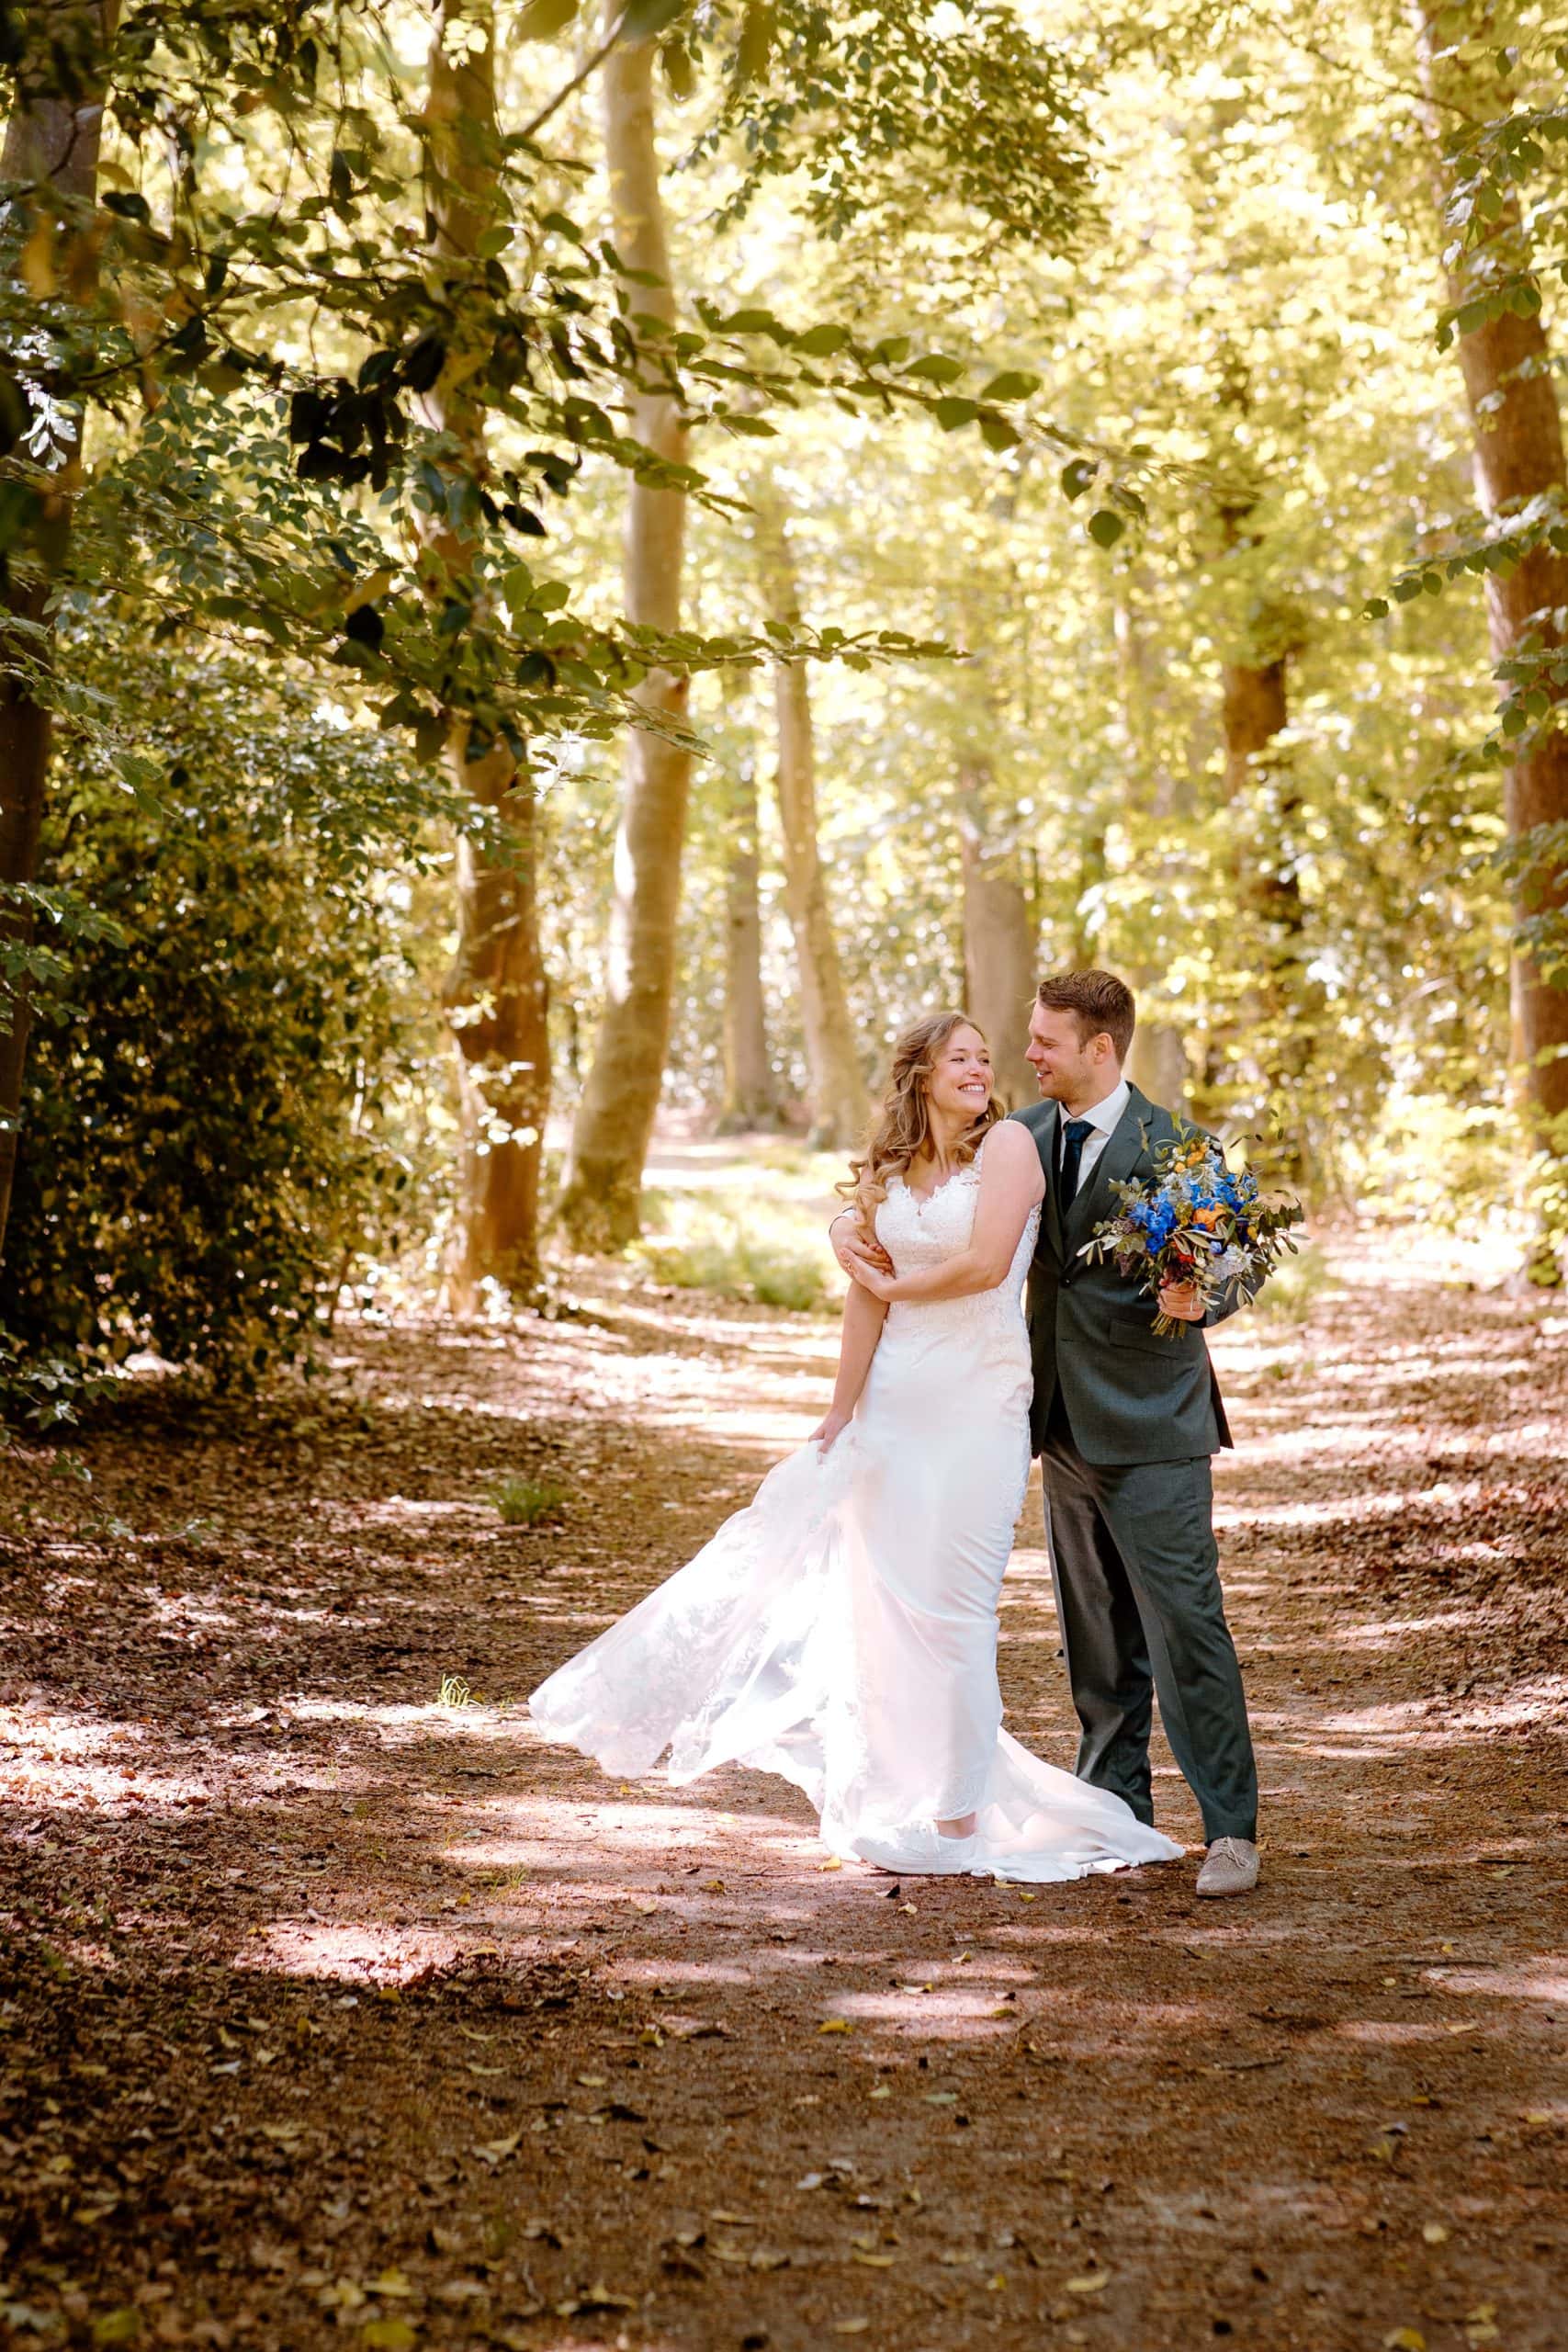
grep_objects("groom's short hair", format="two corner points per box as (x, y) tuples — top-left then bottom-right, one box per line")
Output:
(1035, 970), (1136, 1061)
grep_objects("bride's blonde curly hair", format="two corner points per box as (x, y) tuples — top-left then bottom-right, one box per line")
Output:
(837, 1009), (1002, 1237)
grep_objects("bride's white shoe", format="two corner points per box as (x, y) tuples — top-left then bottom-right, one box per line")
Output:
(852, 1827), (981, 1877)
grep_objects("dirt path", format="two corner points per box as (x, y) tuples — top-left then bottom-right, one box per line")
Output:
(3, 1238), (1567, 2352)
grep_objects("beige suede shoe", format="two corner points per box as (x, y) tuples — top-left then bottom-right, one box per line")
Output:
(1196, 1837), (1259, 1899)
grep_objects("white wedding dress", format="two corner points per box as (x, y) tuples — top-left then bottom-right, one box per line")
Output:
(528, 1145), (1181, 1880)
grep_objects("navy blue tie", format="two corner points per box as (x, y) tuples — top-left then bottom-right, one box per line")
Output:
(1058, 1117), (1094, 1211)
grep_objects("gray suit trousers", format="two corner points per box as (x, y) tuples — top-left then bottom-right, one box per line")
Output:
(1039, 1393), (1258, 1844)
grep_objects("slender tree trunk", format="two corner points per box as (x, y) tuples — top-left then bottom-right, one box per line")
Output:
(1111, 578), (1190, 1112)
(752, 485), (866, 1147)
(717, 754), (778, 1131)
(557, 24), (692, 1248)
(1409, 4), (1568, 1227)
(423, 3), (549, 1300)
(1219, 646), (1319, 1177)
(956, 762), (1037, 1108)
(1125, 1005), (1190, 1110)
(0, 3), (117, 1265)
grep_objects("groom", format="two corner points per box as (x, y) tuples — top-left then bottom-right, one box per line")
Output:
(835, 969), (1260, 1899)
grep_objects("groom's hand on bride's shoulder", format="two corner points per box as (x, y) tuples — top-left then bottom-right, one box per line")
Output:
(1156, 1277), (1205, 1323)
(829, 1212), (893, 1281)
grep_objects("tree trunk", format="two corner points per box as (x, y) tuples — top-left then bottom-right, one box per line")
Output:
(1219, 647), (1317, 1176)
(556, 24), (693, 1249)
(1409, 5), (1568, 1200)
(0, 3), (117, 1267)
(443, 741), (551, 1301)
(423, 3), (549, 1300)
(717, 755), (778, 1132)
(1125, 1016), (1190, 1111)
(752, 485), (866, 1148)
(1111, 576), (1190, 1113)
(956, 762), (1037, 1108)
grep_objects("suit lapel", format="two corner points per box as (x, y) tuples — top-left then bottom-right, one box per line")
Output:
(1064, 1084), (1152, 1251)
(1034, 1102), (1064, 1260)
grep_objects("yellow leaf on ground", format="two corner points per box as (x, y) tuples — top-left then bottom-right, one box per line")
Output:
(367, 2271), (413, 2298)
(633, 1899), (659, 1915)
(90, 2313), (142, 2348)
(1066, 2271), (1111, 2294)
(702, 1879), (726, 1893)
(818, 1857), (843, 1871)
(1382, 2331), (1426, 2351)
(361, 2324), (417, 2352)
(869, 2084), (892, 2099)
(818, 2018), (852, 2034)
(1421, 2222), (1450, 2245)
(851, 2252), (895, 2267)
(831, 2321), (869, 2336)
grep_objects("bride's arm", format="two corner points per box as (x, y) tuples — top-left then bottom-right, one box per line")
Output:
(856, 1122), (1043, 1305)
(808, 1280), (888, 1453)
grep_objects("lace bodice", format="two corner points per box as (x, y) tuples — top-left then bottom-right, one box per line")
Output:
(875, 1147), (1037, 1316)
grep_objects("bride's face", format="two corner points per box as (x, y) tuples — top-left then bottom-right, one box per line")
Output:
(924, 1024), (993, 1125)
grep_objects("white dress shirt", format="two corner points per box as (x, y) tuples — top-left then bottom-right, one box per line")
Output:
(1058, 1075), (1129, 1193)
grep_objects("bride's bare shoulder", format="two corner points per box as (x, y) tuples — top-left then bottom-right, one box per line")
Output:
(978, 1119), (1043, 1181)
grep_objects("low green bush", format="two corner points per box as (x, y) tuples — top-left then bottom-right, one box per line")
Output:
(492, 1474), (567, 1526)
(1251, 1239), (1331, 1323)
(632, 1206), (829, 1312)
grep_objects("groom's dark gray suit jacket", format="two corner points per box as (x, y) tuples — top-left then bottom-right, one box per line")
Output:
(1010, 1087), (1238, 1466)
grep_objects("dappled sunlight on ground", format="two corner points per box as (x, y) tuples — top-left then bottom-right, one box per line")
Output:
(2, 1221), (1567, 2345)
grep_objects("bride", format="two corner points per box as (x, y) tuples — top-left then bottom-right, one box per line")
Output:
(529, 1011), (1179, 1881)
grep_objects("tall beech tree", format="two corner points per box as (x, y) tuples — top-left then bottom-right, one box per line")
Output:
(717, 752), (779, 1131)
(1407, 4), (1568, 1226)
(753, 482), (867, 1148)
(956, 761), (1037, 1108)
(420, 1), (549, 1299)
(557, 20), (695, 1250)
(0, 0), (118, 1255)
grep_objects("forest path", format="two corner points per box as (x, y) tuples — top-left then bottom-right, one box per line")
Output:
(3, 1237), (1567, 2351)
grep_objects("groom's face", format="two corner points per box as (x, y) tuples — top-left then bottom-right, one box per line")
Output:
(1025, 1004), (1114, 1100)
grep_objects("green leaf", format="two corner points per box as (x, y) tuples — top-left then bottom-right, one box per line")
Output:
(516, 0), (580, 36)
(904, 354), (965, 385)
(794, 322), (851, 357)
(620, 0), (690, 40)
(736, 0), (775, 83)
(1060, 458), (1098, 501)
(716, 307), (785, 338)
(1087, 508), (1125, 548)
(932, 397), (981, 431)
(978, 412), (1021, 452)
(979, 370), (1042, 401)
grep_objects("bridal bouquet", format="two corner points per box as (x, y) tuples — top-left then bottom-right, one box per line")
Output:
(1080, 1126), (1305, 1337)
